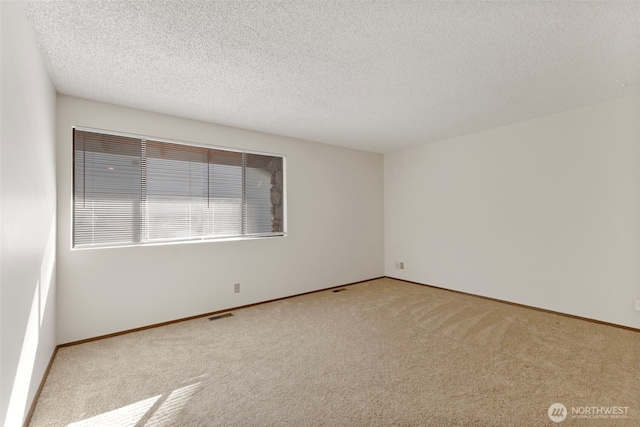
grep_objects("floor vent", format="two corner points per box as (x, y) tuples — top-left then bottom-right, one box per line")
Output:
(209, 313), (234, 321)
(332, 288), (347, 293)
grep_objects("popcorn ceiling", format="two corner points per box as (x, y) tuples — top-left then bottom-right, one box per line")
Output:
(22, 1), (640, 153)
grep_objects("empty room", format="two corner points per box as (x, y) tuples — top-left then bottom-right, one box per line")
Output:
(1, 1), (639, 426)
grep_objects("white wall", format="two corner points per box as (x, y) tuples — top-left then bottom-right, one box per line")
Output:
(57, 96), (384, 344)
(0, 2), (58, 426)
(385, 95), (640, 329)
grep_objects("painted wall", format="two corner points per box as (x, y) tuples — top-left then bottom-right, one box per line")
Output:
(56, 96), (384, 344)
(385, 95), (640, 329)
(0, 2), (58, 426)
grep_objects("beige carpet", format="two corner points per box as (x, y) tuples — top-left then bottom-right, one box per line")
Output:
(29, 278), (640, 426)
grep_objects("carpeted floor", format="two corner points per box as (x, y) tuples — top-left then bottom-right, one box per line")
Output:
(29, 278), (640, 426)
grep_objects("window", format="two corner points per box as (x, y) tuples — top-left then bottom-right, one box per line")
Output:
(73, 128), (285, 249)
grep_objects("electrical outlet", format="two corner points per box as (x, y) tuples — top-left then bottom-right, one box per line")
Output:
(395, 262), (404, 270)
(234, 283), (240, 293)
(635, 298), (640, 312)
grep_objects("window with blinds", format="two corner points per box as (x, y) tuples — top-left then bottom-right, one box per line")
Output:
(73, 128), (285, 249)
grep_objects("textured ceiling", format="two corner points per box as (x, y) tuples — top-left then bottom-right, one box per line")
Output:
(23, 1), (640, 153)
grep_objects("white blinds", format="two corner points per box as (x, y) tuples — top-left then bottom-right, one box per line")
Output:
(205, 149), (243, 237)
(73, 129), (285, 249)
(145, 140), (206, 242)
(74, 132), (143, 247)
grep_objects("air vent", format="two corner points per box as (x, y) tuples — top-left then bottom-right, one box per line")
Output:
(208, 313), (234, 321)
(332, 288), (347, 293)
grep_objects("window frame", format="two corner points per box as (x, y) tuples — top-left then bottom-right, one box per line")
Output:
(71, 126), (287, 250)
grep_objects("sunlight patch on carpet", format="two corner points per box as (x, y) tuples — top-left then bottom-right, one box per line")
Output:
(145, 383), (200, 426)
(68, 395), (161, 427)
(67, 383), (200, 427)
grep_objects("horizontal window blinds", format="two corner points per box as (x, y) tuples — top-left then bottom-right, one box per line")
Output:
(73, 128), (285, 249)
(206, 149), (243, 237)
(74, 131), (143, 247)
(145, 140), (207, 242)
(246, 153), (283, 235)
